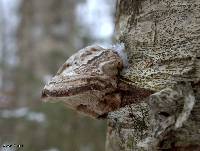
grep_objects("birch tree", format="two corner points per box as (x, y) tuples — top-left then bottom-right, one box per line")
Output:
(106, 0), (200, 150)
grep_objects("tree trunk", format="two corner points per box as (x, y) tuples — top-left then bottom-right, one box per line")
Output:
(106, 0), (200, 150)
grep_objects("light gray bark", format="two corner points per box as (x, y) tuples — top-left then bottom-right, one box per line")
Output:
(106, 0), (200, 150)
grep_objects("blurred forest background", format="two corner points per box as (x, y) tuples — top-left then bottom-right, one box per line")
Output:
(0, 0), (116, 150)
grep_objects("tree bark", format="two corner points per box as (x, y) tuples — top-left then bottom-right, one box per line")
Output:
(106, 0), (200, 150)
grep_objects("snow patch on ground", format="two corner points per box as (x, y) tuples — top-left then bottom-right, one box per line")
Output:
(0, 107), (46, 123)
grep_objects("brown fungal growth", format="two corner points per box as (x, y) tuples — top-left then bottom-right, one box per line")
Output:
(41, 45), (123, 118)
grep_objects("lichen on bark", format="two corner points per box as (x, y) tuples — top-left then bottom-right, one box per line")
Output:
(106, 102), (150, 151)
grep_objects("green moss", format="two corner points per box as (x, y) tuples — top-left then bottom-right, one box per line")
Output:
(126, 136), (134, 149)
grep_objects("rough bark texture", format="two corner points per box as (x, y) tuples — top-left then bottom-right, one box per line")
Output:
(106, 0), (200, 150)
